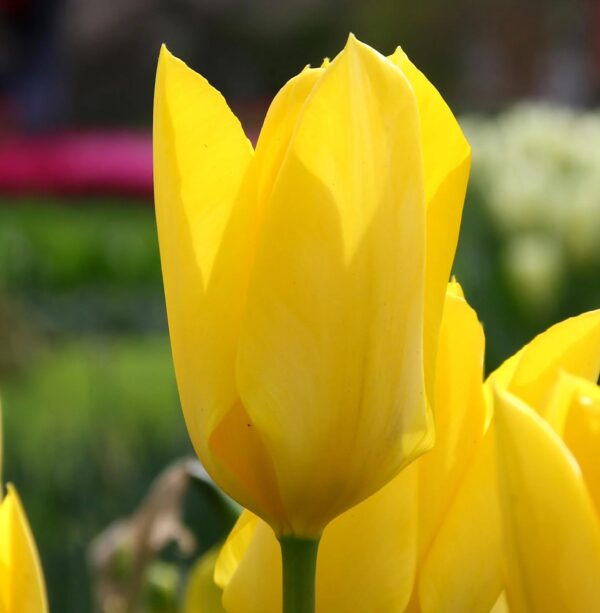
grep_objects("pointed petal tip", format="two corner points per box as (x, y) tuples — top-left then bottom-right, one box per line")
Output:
(158, 43), (174, 65)
(343, 32), (369, 55)
(390, 46), (408, 63)
(156, 45), (197, 79)
(156, 44), (179, 86)
(447, 278), (465, 298)
(339, 32), (401, 72)
(3, 483), (26, 514)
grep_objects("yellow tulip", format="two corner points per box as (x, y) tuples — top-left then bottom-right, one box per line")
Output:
(153, 35), (470, 537)
(491, 312), (600, 613)
(194, 284), (496, 612)
(198, 295), (600, 612)
(0, 485), (48, 613)
(0, 402), (47, 613)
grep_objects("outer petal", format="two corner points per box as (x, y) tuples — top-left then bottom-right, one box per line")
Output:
(183, 546), (227, 613)
(219, 466), (418, 613)
(487, 310), (600, 414)
(237, 34), (428, 536)
(418, 431), (503, 613)
(155, 46), (333, 530)
(214, 511), (260, 591)
(389, 48), (471, 405)
(413, 285), (501, 613)
(207, 64), (330, 533)
(494, 387), (600, 613)
(220, 515), (280, 613)
(154, 47), (274, 515)
(416, 284), (486, 563)
(0, 485), (47, 613)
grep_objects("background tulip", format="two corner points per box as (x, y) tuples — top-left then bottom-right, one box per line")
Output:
(0, 403), (47, 613)
(491, 311), (600, 613)
(153, 35), (470, 538)
(0, 486), (48, 613)
(432, 309), (600, 613)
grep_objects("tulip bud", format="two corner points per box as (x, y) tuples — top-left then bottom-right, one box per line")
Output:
(153, 35), (470, 537)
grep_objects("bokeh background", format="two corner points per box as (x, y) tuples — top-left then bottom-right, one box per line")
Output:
(1, 1), (600, 611)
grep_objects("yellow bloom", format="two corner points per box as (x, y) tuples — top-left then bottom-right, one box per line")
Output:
(195, 284), (493, 612)
(0, 400), (47, 613)
(492, 313), (600, 612)
(199, 293), (600, 612)
(0, 485), (47, 613)
(153, 35), (470, 537)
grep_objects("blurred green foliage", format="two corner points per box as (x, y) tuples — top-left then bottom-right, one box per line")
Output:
(0, 202), (166, 367)
(1, 334), (188, 610)
(1, 104), (600, 611)
(0, 201), (160, 291)
(0, 201), (240, 611)
(456, 106), (600, 368)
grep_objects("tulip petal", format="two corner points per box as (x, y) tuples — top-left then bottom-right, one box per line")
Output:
(220, 465), (419, 613)
(221, 514), (281, 613)
(389, 48), (471, 404)
(418, 431), (503, 613)
(154, 47), (290, 523)
(183, 546), (226, 613)
(0, 485), (47, 613)
(417, 284), (486, 561)
(251, 66), (324, 204)
(316, 464), (418, 612)
(208, 65), (331, 532)
(545, 373), (600, 516)
(562, 381), (600, 516)
(494, 387), (600, 613)
(487, 310), (600, 414)
(237, 34), (428, 536)
(214, 510), (259, 590)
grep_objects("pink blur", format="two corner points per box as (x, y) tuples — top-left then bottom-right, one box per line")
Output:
(0, 132), (153, 198)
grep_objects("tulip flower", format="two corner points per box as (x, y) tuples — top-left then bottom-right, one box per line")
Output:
(0, 487), (48, 613)
(183, 284), (493, 612)
(0, 404), (48, 613)
(189, 291), (600, 613)
(153, 31), (470, 546)
(492, 312), (600, 612)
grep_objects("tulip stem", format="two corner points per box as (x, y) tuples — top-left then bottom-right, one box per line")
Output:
(279, 535), (320, 613)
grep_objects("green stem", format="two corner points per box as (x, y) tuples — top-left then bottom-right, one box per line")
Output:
(279, 535), (320, 613)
